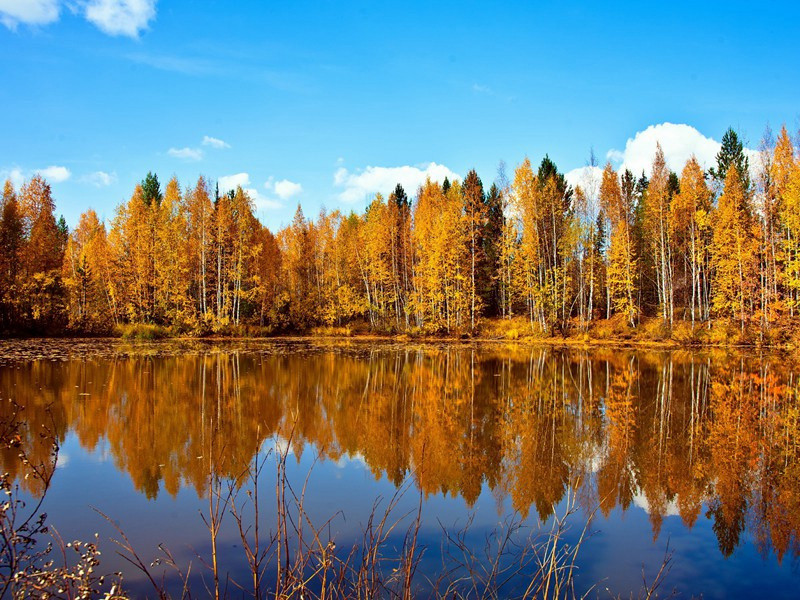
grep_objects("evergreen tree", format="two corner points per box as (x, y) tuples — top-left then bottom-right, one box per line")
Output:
(141, 171), (163, 207)
(390, 183), (409, 209)
(482, 183), (504, 316)
(710, 128), (750, 192)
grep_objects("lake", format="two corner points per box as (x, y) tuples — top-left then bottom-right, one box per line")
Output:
(1, 339), (799, 598)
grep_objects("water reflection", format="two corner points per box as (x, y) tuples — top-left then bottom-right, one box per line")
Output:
(2, 344), (800, 562)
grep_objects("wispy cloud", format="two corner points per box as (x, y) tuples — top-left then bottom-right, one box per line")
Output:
(126, 52), (222, 76)
(0, 167), (25, 188)
(168, 147), (203, 161)
(202, 135), (230, 149)
(81, 170), (117, 187)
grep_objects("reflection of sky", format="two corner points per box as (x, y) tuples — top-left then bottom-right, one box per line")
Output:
(34, 431), (800, 599)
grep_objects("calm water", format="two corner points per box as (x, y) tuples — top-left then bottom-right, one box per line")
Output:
(1, 339), (799, 598)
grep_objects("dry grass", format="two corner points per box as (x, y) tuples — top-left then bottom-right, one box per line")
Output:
(480, 317), (545, 341)
(2, 412), (675, 599)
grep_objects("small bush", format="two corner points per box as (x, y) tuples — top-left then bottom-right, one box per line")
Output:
(480, 317), (539, 340)
(590, 314), (632, 340)
(638, 317), (670, 342)
(113, 323), (169, 340)
(310, 325), (353, 337)
(671, 321), (702, 345)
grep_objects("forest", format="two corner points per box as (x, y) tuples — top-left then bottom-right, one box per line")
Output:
(2, 125), (800, 344)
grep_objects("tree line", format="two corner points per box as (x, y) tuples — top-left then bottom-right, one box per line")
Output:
(1, 125), (799, 338)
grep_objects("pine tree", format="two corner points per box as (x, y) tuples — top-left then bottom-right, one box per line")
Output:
(141, 171), (163, 207)
(710, 128), (750, 192)
(462, 169), (485, 331)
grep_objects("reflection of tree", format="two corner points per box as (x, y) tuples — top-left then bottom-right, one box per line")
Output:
(2, 344), (800, 561)
(705, 358), (757, 556)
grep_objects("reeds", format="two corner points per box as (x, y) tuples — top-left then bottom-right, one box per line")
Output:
(1, 411), (674, 599)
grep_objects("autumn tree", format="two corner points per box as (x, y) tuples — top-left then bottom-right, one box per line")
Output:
(63, 209), (114, 331)
(600, 164), (638, 325)
(783, 154), (800, 315)
(0, 181), (24, 329)
(513, 157), (574, 333)
(711, 165), (758, 330)
(186, 176), (214, 320)
(19, 175), (66, 331)
(670, 157), (713, 324)
(643, 144), (674, 324)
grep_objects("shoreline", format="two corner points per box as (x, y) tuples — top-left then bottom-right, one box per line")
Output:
(0, 328), (796, 354)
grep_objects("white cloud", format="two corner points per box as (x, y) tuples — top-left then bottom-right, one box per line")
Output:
(202, 135), (230, 149)
(84, 0), (156, 38)
(38, 165), (71, 183)
(2, 164), (71, 186)
(217, 172), (251, 194)
(603, 122), (763, 182)
(267, 178), (302, 200)
(607, 122), (722, 176)
(217, 173), (282, 211)
(0, 0), (60, 29)
(246, 188), (282, 211)
(81, 170), (117, 187)
(0, 0), (157, 37)
(334, 162), (460, 204)
(0, 168), (25, 188)
(564, 165), (603, 196)
(168, 146), (203, 161)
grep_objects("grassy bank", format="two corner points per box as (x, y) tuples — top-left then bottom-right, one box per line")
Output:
(101, 315), (800, 351)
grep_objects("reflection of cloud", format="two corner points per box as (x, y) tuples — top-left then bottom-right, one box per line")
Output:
(632, 489), (681, 517)
(335, 452), (366, 469)
(262, 435), (294, 457)
(56, 452), (69, 469)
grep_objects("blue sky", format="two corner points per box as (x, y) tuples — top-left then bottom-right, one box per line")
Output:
(1, 0), (798, 230)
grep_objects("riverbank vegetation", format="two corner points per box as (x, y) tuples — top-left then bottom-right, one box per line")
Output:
(2, 126), (800, 347)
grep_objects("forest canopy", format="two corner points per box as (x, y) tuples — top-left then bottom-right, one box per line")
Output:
(2, 125), (800, 341)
